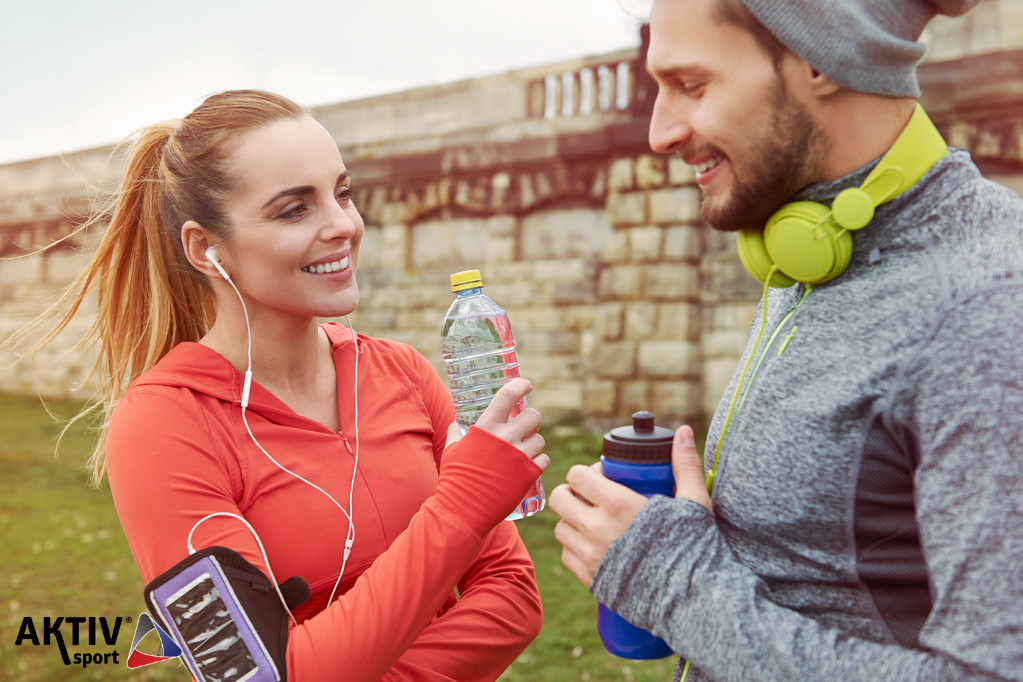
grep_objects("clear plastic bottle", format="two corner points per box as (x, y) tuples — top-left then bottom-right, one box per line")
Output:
(441, 269), (545, 520)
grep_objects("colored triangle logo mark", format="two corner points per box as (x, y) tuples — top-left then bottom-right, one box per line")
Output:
(126, 613), (183, 669)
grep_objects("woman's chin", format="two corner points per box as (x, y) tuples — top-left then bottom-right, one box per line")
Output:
(320, 293), (360, 319)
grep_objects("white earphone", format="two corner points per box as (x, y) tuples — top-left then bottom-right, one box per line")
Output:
(205, 246), (231, 281)
(191, 243), (361, 623)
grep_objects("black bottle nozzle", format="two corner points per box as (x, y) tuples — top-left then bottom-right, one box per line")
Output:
(603, 411), (674, 463)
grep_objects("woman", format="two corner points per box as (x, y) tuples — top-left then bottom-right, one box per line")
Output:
(16, 90), (549, 680)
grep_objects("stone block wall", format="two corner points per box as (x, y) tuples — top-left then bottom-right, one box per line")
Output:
(340, 148), (759, 433)
(2, 14), (1022, 435)
(0, 246), (98, 396)
(0, 155), (756, 435)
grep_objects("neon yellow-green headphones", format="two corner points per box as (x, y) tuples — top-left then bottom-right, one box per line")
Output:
(736, 104), (948, 288)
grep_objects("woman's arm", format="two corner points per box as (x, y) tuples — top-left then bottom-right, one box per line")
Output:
(378, 348), (543, 681)
(107, 381), (545, 682)
(383, 522), (542, 682)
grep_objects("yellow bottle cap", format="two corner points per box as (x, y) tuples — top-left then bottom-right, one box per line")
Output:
(450, 269), (484, 292)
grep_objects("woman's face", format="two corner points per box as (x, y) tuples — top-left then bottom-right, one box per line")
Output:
(214, 115), (364, 324)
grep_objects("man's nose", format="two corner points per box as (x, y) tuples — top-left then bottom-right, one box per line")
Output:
(648, 91), (692, 154)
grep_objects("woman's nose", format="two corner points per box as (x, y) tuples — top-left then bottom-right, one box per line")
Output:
(322, 201), (359, 241)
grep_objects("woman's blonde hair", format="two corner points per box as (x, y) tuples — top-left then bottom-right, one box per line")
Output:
(6, 89), (307, 486)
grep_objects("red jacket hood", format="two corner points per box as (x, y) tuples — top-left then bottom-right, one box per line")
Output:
(126, 322), (357, 429)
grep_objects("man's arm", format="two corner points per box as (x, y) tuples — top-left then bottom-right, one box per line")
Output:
(551, 289), (1023, 681)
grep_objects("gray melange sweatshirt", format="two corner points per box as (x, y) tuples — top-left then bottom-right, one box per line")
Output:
(592, 147), (1023, 681)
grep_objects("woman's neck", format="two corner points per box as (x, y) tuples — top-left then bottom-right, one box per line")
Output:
(200, 308), (328, 401)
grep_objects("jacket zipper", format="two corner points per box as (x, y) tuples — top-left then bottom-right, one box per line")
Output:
(732, 285), (813, 416)
(708, 284), (813, 494)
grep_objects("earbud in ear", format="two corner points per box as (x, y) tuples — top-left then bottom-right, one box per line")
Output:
(205, 246), (232, 281)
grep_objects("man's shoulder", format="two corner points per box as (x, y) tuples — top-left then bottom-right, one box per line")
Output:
(924, 148), (1023, 217)
(874, 148), (1023, 301)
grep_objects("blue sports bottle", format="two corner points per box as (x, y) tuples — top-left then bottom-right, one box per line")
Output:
(597, 410), (675, 660)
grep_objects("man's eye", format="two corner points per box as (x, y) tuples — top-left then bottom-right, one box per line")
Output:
(680, 81), (705, 96)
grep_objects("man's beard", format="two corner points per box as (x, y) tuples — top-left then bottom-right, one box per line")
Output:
(699, 79), (828, 232)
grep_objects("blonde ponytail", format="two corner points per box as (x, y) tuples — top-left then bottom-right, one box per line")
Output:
(93, 124), (217, 392)
(4, 89), (307, 486)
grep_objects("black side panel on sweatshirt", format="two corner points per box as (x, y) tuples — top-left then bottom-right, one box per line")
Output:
(855, 416), (931, 647)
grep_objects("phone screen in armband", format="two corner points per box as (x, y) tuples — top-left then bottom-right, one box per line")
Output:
(150, 555), (280, 682)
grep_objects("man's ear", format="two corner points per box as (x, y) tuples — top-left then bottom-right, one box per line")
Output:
(805, 64), (840, 97)
(777, 52), (834, 108)
(779, 51), (840, 103)
(181, 220), (223, 279)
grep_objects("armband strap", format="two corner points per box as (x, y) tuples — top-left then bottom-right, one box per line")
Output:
(144, 546), (309, 682)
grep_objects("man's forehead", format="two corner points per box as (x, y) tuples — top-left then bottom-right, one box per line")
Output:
(646, 1), (753, 73)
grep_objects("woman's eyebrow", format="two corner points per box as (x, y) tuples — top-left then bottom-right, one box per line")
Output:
(261, 171), (351, 209)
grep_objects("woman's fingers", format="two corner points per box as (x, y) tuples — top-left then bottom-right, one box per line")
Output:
(460, 377), (548, 468)
(474, 378), (534, 429)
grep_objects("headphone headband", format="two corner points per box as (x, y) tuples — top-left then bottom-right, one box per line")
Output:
(737, 104), (947, 287)
(862, 104), (947, 203)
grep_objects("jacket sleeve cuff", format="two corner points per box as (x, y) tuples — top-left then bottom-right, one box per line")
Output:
(434, 426), (543, 538)
(590, 495), (716, 634)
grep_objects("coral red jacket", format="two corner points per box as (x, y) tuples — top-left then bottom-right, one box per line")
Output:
(106, 323), (543, 681)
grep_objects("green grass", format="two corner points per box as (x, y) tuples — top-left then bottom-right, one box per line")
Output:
(502, 425), (678, 682)
(0, 394), (183, 681)
(0, 394), (677, 681)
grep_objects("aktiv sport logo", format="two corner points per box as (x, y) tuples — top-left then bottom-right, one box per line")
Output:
(126, 613), (183, 668)
(13, 612), (182, 671)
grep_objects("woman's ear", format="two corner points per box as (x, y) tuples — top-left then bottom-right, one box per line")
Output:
(181, 221), (225, 279)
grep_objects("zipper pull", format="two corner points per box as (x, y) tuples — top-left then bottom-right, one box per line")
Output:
(777, 325), (798, 357)
(339, 432), (353, 454)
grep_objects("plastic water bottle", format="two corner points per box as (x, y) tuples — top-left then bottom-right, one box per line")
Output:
(597, 411), (675, 659)
(441, 269), (545, 520)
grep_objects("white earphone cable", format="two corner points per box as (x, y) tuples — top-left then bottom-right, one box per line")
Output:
(188, 511), (299, 626)
(327, 314), (360, 607)
(192, 250), (360, 622)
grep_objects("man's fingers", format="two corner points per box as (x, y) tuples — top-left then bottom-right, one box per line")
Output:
(554, 519), (599, 585)
(560, 543), (596, 586)
(673, 425), (713, 512)
(562, 463), (618, 510)
(551, 473), (649, 586)
(549, 481), (596, 527)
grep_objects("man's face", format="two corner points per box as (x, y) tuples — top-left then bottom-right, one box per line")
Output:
(646, 0), (827, 231)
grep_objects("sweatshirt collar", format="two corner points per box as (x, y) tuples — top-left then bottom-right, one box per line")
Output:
(129, 323), (356, 430)
(790, 154), (884, 206)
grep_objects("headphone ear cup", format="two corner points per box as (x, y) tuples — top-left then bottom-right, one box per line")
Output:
(764, 201), (853, 285)
(737, 228), (797, 288)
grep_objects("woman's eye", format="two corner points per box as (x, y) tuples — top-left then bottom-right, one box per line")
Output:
(279, 203), (308, 220)
(337, 187), (352, 204)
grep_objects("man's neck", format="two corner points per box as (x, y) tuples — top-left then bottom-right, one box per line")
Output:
(816, 94), (918, 183)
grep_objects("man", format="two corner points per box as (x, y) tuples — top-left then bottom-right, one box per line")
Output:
(550, 0), (1023, 680)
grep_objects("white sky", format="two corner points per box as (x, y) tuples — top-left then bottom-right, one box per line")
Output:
(0, 0), (642, 165)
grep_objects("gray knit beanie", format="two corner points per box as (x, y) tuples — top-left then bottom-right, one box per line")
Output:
(740, 0), (980, 97)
